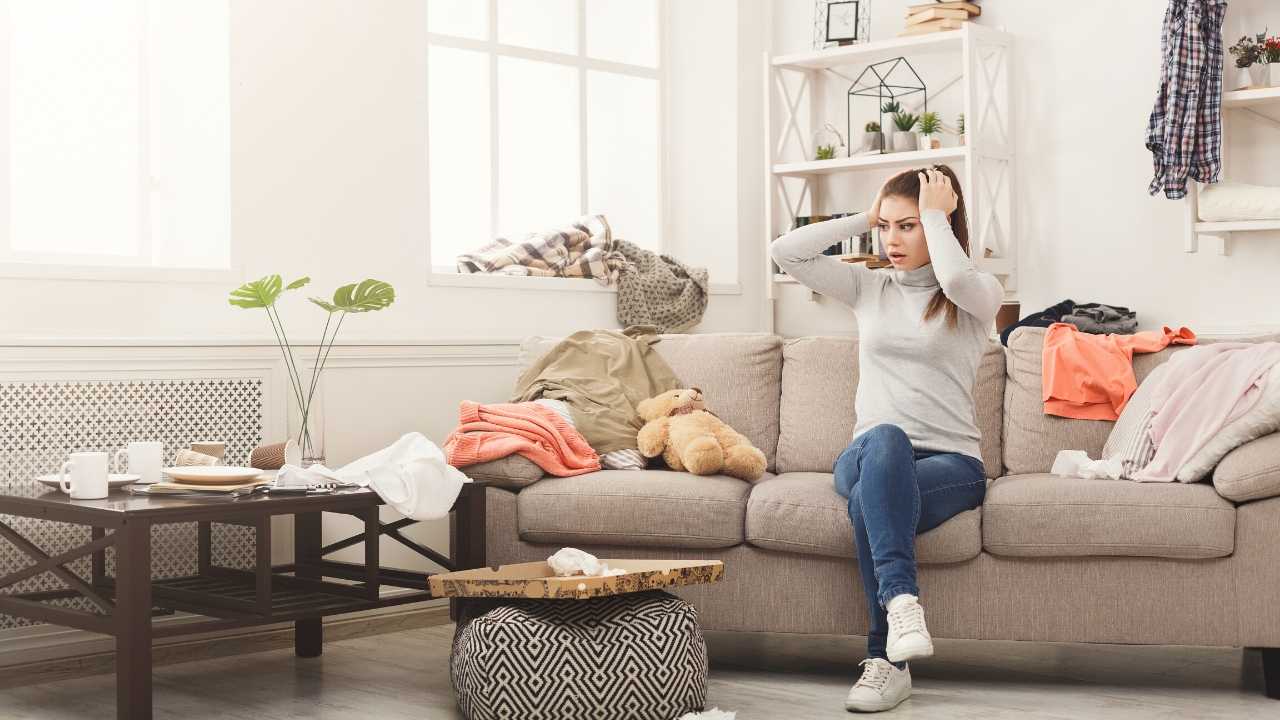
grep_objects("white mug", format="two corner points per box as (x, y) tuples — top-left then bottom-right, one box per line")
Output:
(59, 451), (109, 500)
(115, 441), (164, 484)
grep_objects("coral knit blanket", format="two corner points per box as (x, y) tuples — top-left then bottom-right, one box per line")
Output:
(443, 400), (601, 477)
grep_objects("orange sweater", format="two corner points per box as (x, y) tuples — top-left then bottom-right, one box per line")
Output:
(443, 400), (601, 476)
(1042, 322), (1197, 421)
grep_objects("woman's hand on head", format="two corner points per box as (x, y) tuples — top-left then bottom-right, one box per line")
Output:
(868, 185), (886, 227)
(918, 167), (957, 217)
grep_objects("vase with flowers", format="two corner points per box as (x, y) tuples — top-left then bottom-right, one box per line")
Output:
(229, 276), (396, 466)
(1230, 33), (1266, 89)
(1266, 34), (1280, 87)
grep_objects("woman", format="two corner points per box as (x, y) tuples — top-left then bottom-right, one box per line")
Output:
(769, 165), (1002, 713)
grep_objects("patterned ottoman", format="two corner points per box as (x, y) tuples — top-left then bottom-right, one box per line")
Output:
(451, 590), (708, 720)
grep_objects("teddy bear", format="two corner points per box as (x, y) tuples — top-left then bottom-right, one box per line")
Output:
(636, 387), (767, 482)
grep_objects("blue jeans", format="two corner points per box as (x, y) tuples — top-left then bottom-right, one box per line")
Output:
(833, 423), (986, 668)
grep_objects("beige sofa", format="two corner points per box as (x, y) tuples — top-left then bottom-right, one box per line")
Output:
(478, 328), (1280, 699)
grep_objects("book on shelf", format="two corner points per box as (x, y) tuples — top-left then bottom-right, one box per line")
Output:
(906, 7), (971, 25)
(907, 1), (981, 14)
(898, 17), (967, 36)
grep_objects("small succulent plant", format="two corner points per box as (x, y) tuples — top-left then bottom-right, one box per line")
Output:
(892, 111), (919, 132)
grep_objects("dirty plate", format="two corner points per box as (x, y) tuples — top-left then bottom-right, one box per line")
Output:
(161, 466), (266, 484)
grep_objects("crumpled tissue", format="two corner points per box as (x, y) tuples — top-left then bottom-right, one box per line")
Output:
(547, 547), (626, 577)
(1050, 449), (1125, 480)
(275, 432), (470, 520)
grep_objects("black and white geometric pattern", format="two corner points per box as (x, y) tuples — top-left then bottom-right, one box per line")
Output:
(451, 590), (708, 720)
(0, 378), (264, 629)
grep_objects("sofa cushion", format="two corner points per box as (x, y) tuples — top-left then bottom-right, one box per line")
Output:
(521, 332), (782, 473)
(1213, 431), (1280, 502)
(460, 454), (545, 489)
(1003, 326), (1280, 475)
(744, 472), (982, 564)
(516, 469), (756, 549)
(982, 473), (1235, 559)
(775, 336), (1005, 478)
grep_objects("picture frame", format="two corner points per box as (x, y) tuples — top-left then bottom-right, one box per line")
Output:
(825, 1), (860, 45)
(813, 0), (870, 50)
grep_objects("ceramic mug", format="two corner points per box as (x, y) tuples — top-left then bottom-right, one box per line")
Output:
(59, 451), (109, 500)
(115, 441), (164, 484)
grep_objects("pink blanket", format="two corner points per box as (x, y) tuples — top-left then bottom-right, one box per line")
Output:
(1130, 342), (1280, 482)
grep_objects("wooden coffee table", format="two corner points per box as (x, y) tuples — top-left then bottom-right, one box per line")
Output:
(0, 480), (487, 719)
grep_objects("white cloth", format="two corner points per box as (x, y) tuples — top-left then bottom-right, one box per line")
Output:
(1050, 449), (1125, 481)
(275, 432), (470, 520)
(546, 547), (625, 577)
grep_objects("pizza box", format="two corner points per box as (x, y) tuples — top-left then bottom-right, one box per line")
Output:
(429, 558), (724, 600)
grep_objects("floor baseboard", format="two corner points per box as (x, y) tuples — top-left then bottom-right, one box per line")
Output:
(0, 601), (452, 690)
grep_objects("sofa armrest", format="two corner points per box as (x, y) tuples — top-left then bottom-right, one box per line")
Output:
(1212, 432), (1280, 503)
(459, 455), (546, 490)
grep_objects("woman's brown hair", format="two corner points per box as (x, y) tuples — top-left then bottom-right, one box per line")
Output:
(878, 163), (970, 329)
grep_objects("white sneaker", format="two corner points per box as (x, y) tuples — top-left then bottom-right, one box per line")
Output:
(885, 593), (934, 663)
(845, 658), (911, 712)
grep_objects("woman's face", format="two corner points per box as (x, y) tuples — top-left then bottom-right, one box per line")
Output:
(876, 194), (931, 271)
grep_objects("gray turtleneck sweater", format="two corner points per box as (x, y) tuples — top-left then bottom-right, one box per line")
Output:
(769, 209), (1003, 462)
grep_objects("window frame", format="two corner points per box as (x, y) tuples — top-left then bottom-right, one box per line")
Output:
(0, 0), (236, 283)
(425, 0), (672, 290)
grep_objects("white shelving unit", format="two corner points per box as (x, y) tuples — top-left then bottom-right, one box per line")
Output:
(764, 24), (1015, 301)
(1184, 86), (1280, 254)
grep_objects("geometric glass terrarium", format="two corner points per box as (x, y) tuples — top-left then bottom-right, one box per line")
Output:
(847, 56), (927, 156)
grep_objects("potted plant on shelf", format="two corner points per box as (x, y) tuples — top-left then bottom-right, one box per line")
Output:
(891, 111), (919, 152)
(957, 112), (966, 145)
(919, 111), (942, 150)
(880, 100), (902, 150)
(1229, 34), (1264, 89)
(862, 121), (884, 153)
(813, 122), (845, 160)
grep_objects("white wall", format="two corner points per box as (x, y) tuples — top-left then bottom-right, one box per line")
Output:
(770, 0), (1280, 339)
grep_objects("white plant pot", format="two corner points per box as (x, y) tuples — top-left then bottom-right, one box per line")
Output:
(1233, 66), (1254, 90)
(893, 131), (918, 152)
(1248, 63), (1269, 88)
(1271, 62), (1280, 87)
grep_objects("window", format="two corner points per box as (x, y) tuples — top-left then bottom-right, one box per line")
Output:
(427, 0), (663, 272)
(0, 0), (231, 271)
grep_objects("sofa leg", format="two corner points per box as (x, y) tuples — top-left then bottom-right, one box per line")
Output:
(1265, 648), (1280, 700)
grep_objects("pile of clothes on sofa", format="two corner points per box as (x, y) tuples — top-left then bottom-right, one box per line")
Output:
(1026, 308), (1280, 485)
(441, 325), (684, 487)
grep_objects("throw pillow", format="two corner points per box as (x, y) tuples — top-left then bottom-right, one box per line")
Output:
(1178, 360), (1280, 482)
(461, 454), (545, 489)
(1102, 362), (1167, 479)
(1213, 431), (1280, 502)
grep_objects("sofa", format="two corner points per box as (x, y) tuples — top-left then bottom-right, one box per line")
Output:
(475, 328), (1280, 699)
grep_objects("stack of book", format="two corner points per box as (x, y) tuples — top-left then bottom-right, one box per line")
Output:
(899, 1), (981, 36)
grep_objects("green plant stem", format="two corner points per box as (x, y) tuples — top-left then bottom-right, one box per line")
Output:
(298, 312), (341, 450)
(307, 312), (347, 415)
(264, 306), (306, 413)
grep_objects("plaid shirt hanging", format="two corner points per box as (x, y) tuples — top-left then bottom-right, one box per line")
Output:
(1145, 0), (1227, 200)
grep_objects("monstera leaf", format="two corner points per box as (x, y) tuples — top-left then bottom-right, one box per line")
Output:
(309, 279), (395, 313)
(228, 275), (310, 309)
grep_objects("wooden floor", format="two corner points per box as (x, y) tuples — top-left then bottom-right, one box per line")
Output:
(0, 624), (1272, 719)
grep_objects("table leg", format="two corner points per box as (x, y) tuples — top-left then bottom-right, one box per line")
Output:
(293, 511), (323, 658)
(115, 518), (152, 720)
(449, 483), (487, 622)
